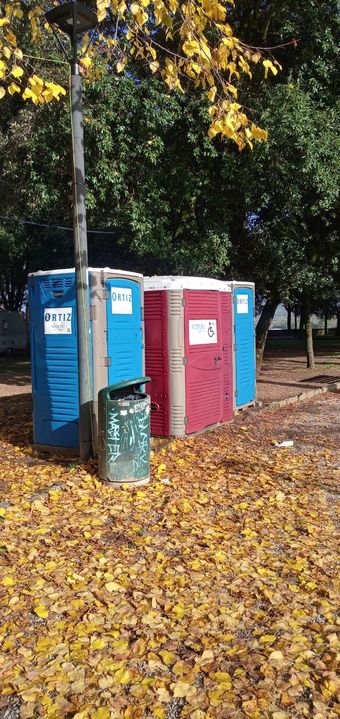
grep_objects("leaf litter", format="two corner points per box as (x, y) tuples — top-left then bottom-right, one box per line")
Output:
(0, 394), (339, 719)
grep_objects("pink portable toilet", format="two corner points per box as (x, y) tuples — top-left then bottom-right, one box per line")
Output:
(144, 276), (233, 437)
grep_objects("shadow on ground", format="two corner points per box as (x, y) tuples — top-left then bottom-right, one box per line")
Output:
(0, 393), (32, 446)
(0, 359), (31, 386)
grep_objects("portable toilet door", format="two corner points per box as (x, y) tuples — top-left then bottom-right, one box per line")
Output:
(144, 277), (233, 436)
(28, 270), (82, 451)
(232, 281), (256, 409)
(89, 268), (144, 448)
(144, 287), (170, 436)
(184, 284), (233, 434)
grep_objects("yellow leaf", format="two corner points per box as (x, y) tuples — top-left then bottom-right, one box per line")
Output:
(189, 560), (201, 570)
(153, 708), (166, 719)
(241, 527), (258, 539)
(98, 676), (114, 689)
(214, 550), (227, 561)
(81, 56), (92, 69)
(200, 649), (214, 662)
(92, 709), (110, 719)
(159, 649), (176, 665)
(156, 688), (171, 703)
(172, 661), (186, 675)
(172, 603), (185, 618)
(288, 584), (299, 593)
(34, 604), (48, 619)
(0, 507), (6, 517)
(20, 702), (35, 718)
(9, 595), (19, 606)
(269, 650), (285, 668)
(2, 576), (15, 587)
(105, 581), (121, 592)
(213, 671), (231, 683)
(8, 82), (21, 95)
(173, 682), (190, 698)
(306, 581), (317, 590)
(182, 39), (200, 58)
(207, 86), (217, 102)
(209, 688), (224, 706)
(263, 59), (278, 79)
(114, 668), (132, 685)
(259, 634), (276, 644)
(92, 638), (107, 650)
(11, 65), (24, 79)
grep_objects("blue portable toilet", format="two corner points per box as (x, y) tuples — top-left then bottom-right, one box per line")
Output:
(231, 281), (256, 409)
(89, 268), (144, 447)
(28, 267), (144, 453)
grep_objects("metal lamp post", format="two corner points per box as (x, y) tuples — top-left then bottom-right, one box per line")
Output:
(45, 1), (97, 460)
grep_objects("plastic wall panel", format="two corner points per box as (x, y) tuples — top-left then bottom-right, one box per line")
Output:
(144, 290), (170, 436)
(184, 290), (224, 434)
(232, 283), (256, 408)
(221, 292), (234, 421)
(29, 272), (79, 449)
(90, 270), (144, 449)
(167, 290), (186, 436)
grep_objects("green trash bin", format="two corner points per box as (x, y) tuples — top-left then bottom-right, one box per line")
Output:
(98, 377), (151, 486)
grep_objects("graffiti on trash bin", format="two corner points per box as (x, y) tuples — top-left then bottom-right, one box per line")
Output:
(133, 410), (149, 473)
(106, 402), (149, 467)
(106, 409), (121, 463)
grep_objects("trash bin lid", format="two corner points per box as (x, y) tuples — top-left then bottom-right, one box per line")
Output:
(99, 377), (151, 401)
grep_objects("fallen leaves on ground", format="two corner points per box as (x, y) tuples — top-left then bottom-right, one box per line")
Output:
(0, 395), (339, 719)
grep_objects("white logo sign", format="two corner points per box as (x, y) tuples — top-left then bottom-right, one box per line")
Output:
(44, 307), (72, 335)
(189, 319), (217, 345)
(111, 287), (132, 314)
(237, 294), (249, 314)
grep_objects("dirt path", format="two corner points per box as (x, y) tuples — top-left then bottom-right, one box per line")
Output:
(257, 338), (340, 405)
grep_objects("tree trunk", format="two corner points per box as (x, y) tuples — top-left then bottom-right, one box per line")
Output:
(324, 315), (328, 336)
(336, 309), (340, 336)
(302, 294), (315, 368)
(305, 315), (315, 368)
(294, 307), (298, 336)
(256, 297), (280, 374)
(287, 307), (291, 333)
(299, 307), (306, 337)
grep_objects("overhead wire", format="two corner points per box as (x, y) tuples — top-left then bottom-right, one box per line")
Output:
(0, 216), (120, 236)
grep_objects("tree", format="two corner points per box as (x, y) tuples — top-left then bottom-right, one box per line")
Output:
(0, 70), (238, 302)
(0, 0), (278, 148)
(229, 87), (340, 369)
(224, 0), (340, 369)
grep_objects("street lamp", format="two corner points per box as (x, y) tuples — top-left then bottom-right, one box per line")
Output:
(45, 1), (97, 461)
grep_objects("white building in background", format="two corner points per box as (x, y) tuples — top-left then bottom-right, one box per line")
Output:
(0, 310), (27, 352)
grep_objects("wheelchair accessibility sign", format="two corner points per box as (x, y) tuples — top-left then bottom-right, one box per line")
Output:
(44, 307), (72, 335)
(189, 319), (217, 345)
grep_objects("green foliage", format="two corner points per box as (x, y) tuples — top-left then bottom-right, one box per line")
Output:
(0, 0), (339, 315)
